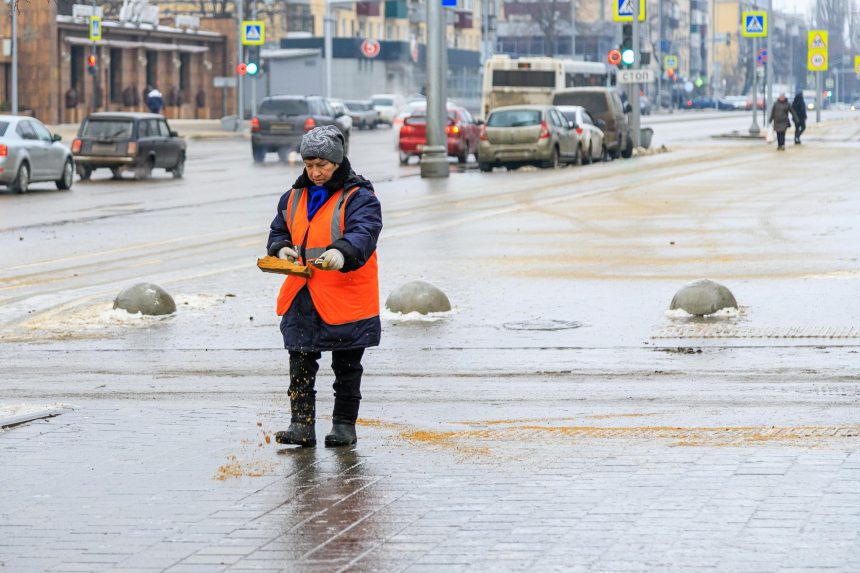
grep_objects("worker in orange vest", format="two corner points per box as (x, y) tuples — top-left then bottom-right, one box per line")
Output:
(266, 125), (382, 447)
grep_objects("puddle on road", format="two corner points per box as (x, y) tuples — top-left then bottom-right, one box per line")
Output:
(502, 319), (585, 331)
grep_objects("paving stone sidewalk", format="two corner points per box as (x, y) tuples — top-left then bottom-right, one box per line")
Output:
(2, 361), (860, 573)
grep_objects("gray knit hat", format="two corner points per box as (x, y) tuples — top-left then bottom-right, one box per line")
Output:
(299, 125), (344, 164)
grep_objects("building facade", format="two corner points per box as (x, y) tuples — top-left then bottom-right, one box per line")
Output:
(1, 2), (232, 125)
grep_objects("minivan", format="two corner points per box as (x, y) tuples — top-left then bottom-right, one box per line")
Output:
(552, 88), (633, 159)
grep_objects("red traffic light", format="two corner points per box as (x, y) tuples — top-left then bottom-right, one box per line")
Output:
(667, 67), (675, 78)
(87, 54), (97, 67)
(236, 63), (248, 76)
(607, 49), (622, 66)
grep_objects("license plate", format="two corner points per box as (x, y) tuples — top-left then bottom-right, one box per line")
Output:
(91, 143), (116, 153)
(270, 123), (293, 133)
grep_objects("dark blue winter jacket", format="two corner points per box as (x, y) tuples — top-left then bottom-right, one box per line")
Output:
(266, 158), (382, 352)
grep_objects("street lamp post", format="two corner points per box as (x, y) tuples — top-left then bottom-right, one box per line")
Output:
(749, 36), (760, 135)
(10, 0), (18, 115)
(420, 0), (449, 178)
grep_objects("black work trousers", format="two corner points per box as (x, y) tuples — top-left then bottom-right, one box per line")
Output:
(776, 130), (786, 148)
(288, 349), (365, 424)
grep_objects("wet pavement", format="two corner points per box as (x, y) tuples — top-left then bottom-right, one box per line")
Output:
(2, 116), (860, 572)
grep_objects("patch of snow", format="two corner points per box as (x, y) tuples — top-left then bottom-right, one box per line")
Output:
(381, 307), (459, 322)
(665, 306), (740, 319)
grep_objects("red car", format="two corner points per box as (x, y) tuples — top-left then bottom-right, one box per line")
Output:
(398, 107), (480, 164)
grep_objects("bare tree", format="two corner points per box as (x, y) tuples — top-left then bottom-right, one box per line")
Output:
(504, 0), (572, 56)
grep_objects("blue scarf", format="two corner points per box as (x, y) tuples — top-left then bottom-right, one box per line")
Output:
(307, 185), (331, 221)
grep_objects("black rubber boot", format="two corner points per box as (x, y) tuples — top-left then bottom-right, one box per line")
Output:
(324, 420), (357, 447)
(275, 391), (316, 447)
(275, 422), (316, 447)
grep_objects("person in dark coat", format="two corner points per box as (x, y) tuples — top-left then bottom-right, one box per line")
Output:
(792, 91), (808, 144)
(266, 125), (382, 448)
(146, 88), (164, 114)
(768, 93), (799, 151)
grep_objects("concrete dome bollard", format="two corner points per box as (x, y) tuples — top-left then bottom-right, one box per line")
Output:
(385, 281), (451, 315)
(113, 283), (177, 316)
(669, 279), (737, 316)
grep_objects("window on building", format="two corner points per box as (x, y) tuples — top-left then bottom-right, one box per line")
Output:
(287, 4), (314, 34)
(179, 53), (191, 93)
(109, 48), (122, 103)
(71, 46), (85, 98)
(146, 51), (158, 88)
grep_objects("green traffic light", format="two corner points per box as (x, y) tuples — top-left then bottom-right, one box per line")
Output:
(621, 49), (635, 66)
(247, 62), (259, 76)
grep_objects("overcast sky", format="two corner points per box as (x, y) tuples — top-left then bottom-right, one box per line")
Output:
(771, 0), (815, 16)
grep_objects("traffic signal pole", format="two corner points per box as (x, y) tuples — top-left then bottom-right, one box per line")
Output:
(251, 1), (257, 117)
(236, 0), (244, 131)
(630, 1), (641, 148)
(11, 0), (17, 115)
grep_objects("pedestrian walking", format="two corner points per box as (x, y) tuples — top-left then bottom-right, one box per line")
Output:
(146, 87), (164, 114)
(266, 125), (382, 448)
(792, 91), (808, 144)
(768, 93), (799, 151)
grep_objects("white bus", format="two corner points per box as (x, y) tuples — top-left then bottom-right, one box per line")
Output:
(481, 55), (613, 118)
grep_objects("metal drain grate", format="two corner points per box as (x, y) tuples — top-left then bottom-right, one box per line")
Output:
(652, 325), (860, 339)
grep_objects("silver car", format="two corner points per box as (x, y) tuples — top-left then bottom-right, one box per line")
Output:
(0, 115), (75, 193)
(477, 105), (580, 171)
(555, 105), (607, 164)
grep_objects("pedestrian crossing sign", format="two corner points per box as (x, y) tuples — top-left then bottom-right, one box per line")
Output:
(242, 21), (265, 46)
(741, 11), (767, 38)
(89, 16), (102, 42)
(613, 0), (645, 22)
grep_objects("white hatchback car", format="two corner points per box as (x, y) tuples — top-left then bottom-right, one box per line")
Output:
(370, 94), (406, 126)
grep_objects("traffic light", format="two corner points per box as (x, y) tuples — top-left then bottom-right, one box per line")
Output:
(246, 46), (260, 76)
(621, 23), (635, 67)
(87, 54), (97, 75)
(607, 49), (622, 67)
(236, 63), (248, 76)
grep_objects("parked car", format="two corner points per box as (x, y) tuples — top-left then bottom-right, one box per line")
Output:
(552, 88), (632, 159)
(555, 105), (607, 164)
(344, 100), (379, 129)
(744, 96), (765, 110)
(328, 99), (353, 134)
(370, 93), (406, 126)
(639, 95), (652, 116)
(850, 98), (860, 112)
(251, 95), (349, 163)
(477, 105), (579, 171)
(718, 95), (747, 110)
(398, 106), (481, 164)
(0, 115), (75, 193)
(72, 112), (185, 181)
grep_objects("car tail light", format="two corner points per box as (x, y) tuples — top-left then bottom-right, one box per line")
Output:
(538, 121), (551, 140)
(401, 124), (413, 136)
(251, 117), (260, 133)
(71, 139), (82, 153)
(126, 142), (138, 155)
(304, 117), (316, 131)
(0, 144), (7, 157)
(479, 125), (488, 141)
(575, 127), (583, 135)
(446, 124), (460, 135)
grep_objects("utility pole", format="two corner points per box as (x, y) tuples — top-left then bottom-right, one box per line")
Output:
(630, 0), (641, 148)
(324, 0), (333, 98)
(250, 1), (257, 116)
(420, 0), (449, 178)
(764, 0), (772, 124)
(657, 0), (662, 111)
(10, 0), (18, 115)
(91, 0), (97, 113)
(749, 35), (760, 135)
(236, 0), (244, 131)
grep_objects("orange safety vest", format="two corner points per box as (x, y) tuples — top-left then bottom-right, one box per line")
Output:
(276, 186), (379, 325)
